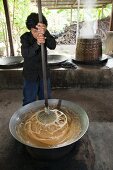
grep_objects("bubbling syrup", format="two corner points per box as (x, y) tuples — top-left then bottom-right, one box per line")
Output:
(16, 106), (81, 147)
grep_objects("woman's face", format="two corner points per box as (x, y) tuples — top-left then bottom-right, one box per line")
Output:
(31, 28), (38, 39)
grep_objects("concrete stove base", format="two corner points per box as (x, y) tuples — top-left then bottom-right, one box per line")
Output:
(0, 134), (94, 170)
(0, 58), (113, 89)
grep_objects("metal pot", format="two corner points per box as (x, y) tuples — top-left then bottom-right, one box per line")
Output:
(9, 99), (89, 160)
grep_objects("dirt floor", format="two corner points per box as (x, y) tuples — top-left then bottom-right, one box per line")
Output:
(0, 88), (113, 170)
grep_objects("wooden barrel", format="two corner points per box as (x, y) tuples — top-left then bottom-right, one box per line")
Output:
(76, 37), (102, 62)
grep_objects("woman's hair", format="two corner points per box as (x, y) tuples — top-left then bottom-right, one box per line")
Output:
(26, 12), (48, 30)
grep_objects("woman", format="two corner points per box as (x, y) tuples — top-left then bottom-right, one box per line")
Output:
(20, 13), (56, 106)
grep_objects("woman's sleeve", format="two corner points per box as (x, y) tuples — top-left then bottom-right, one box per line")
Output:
(20, 34), (41, 58)
(45, 30), (56, 50)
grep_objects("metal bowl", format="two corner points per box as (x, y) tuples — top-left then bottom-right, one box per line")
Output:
(47, 54), (68, 66)
(9, 99), (89, 160)
(0, 56), (23, 69)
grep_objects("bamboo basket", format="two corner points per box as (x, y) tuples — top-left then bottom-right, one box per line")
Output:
(76, 37), (102, 62)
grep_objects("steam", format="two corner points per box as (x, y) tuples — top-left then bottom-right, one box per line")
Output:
(79, 0), (98, 39)
(82, 0), (96, 9)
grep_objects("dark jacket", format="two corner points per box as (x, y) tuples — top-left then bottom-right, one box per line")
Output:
(20, 30), (56, 81)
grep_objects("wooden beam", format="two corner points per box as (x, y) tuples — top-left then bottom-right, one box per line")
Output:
(47, 5), (107, 10)
(3, 0), (14, 56)
(37, 0), (112, 6)
(33, 0), (112, 9)
(110, 2), (113, 30)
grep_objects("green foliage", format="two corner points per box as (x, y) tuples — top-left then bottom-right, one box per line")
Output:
(43, 7), (51, 16)
(57, 9), (64, 13)
(12, 0), (31, 34)
(0, 0), (32, 55)
(0, 0), (4, 12)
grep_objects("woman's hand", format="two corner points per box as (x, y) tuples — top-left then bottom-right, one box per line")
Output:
(31, 23), (46, 44)
(37, 33), (46, 45)
(36, 23), (47, 45)
(36, 23), (46, 34)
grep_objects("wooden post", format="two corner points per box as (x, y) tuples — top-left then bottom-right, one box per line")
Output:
(3, 0), (14, 56)
(71, 6), (73, 25)
(102, 6), (104, 18)
(110, 2), (113, 31)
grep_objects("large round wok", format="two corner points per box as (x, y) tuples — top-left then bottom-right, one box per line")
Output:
(9, 99), (89, 160)
(47, 54), (68, 66)
(0, 56), (23, 69)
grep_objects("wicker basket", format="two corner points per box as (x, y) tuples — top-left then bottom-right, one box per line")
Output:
(76, 37), (102, 62)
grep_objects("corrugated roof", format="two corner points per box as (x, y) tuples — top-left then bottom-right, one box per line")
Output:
(32, 0), (113, 9)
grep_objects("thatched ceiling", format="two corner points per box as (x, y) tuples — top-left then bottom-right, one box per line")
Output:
(32, 0), (113, 9)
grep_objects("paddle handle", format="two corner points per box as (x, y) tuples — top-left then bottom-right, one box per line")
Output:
(37, 0), (48, 108)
